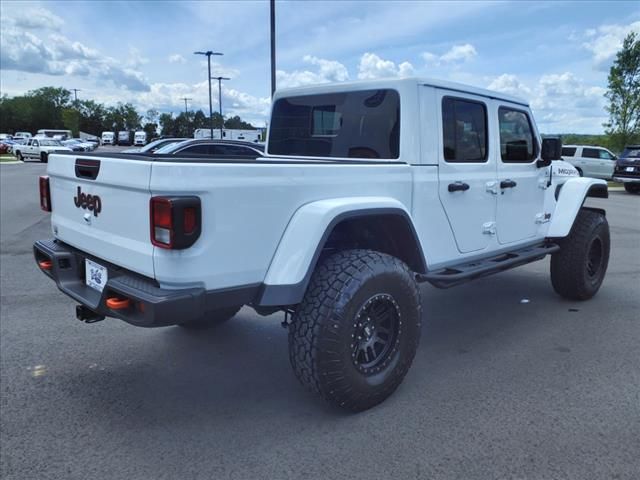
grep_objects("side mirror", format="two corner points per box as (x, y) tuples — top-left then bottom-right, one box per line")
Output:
(538, 137), (562, 168)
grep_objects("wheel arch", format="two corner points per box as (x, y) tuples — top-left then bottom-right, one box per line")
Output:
(257, 197), (426, 307)
(547, 177), (608, 238)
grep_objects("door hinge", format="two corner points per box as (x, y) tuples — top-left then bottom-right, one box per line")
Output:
(482, 221), (496, 235)
(486, 181), (499, 195)
(535, 213), (552, 224)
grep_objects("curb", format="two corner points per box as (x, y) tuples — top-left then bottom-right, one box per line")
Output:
(0, 161), (22, 165)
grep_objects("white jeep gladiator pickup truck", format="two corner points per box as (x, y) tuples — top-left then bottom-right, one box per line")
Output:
(34, 78), (609, 411)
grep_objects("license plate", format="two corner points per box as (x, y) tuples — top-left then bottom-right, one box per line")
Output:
(626, 167), (635, 172)
(85, 259), (107, 292)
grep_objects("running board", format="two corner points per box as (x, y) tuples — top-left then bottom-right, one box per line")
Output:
(418, 243), (560, 289)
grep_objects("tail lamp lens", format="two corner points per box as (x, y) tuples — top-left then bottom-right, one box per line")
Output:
(150, 196), (201, 249)
(39, 176), (51, 212)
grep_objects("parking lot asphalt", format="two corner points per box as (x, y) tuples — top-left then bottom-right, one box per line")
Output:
(1, 161), (639, 480)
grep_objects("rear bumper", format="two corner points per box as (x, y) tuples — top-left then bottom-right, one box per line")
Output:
(34, 239), (258, 327)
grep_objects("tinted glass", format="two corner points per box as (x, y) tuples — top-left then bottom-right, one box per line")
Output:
(498, 108), (536, 162)
(269, 89), (400, 159)
(442, 97), (488, 162)
(212, 145), (260, 156)
(179, 144), (211, 155)
(582, 148), (600, 158)
(561, 147), (577, 156)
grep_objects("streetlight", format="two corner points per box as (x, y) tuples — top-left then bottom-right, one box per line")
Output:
(194, 50), (223, 139)
(211, 76), (230, 139)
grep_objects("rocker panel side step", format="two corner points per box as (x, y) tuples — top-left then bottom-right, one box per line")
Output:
(418, 243), (560, 289)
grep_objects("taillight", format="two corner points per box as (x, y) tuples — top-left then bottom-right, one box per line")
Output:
(150, 196), (201, 249)
(39, 176), (51, 212)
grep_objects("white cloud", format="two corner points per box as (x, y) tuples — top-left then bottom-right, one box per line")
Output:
(3, 8), (64, 31)
(276, 55), (350, 88)
(168, 54), (186, 64)
(422, 43), (477, 66)
(487, 74), (531, 99)
(0, 24), (150, 92)
(580, 21), (640, 70)
(357, 53), (414, 80)
(487, 72), (607, 133)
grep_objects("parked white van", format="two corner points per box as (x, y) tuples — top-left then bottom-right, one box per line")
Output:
(134, 131), (147, 146)
(101, 132), (115, 145)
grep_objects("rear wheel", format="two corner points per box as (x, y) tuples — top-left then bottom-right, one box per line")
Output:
(40, 152), (48, 163)
(288, 250), (422, 412)
(624, 183), (640, 194)
(178, 306), (242, 329)
(550, 209), (610, 300)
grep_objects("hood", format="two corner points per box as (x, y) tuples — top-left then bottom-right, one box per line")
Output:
(617, 156), (640, 167)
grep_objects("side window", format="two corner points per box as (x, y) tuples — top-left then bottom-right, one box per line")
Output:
(498, 107), (537, 162)
(598, 150), (614, 160)
(442, 97), (488, 162)
(582, 148), (600, 159)
(33, 140), (39, 147)
(561, 147), (577, 157)
(179, 144), (211, 155)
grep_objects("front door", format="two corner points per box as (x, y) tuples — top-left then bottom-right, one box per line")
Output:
(494, 102), (546, 245)
(437, 90), (497, 253)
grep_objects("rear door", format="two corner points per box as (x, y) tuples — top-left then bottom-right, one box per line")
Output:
(48, 155), (155, 277)
(494, 102), (546, 245)
(436, 90), (497, 253)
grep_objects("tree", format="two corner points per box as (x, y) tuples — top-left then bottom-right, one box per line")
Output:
(224, 115), (254, 129)
(604, 31), (640, 150)
(62, 108), (80, 137)
(143, 122), (158, 139)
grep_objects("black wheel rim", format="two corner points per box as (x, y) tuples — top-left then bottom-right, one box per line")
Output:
(586, 237), (603, 278)
(351, 294), (400, 374)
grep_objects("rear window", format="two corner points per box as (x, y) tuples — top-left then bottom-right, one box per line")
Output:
(562, 147), (577, 156)
(621, 147), (640, 159)
(268, 89), (400, 159)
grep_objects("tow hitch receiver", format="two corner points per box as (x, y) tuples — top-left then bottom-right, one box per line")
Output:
(76, 305), (105, 323)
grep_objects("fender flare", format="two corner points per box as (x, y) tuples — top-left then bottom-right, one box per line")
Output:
(256, 197), (425, 306)
(547, 177), (608, 238)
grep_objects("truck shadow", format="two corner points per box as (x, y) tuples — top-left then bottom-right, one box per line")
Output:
(56, 262), (580, 425)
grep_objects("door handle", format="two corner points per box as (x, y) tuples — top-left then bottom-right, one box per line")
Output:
(448, 182), (470, 192)
(500, 179), (517, 189)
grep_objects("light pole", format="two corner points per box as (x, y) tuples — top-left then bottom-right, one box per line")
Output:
(180, 97), (192, 114)
(270, 0), (276, 96)
(71, 88), (81, 105)
(211, 76), (230, 139)
(194, 50), (223, 139)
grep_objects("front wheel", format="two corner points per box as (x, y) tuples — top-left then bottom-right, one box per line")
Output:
(289, 250), (422, 412)
(550, 209), (610, 300)
(624, 183), (640, 194)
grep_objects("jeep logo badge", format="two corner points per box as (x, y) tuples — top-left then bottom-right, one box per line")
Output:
(74, 186), (102, 217)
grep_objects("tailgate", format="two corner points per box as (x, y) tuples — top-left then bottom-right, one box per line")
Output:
(48, 154), (154, 278)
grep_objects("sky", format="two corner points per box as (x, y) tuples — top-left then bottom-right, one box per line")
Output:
(0, 0), (639, 133)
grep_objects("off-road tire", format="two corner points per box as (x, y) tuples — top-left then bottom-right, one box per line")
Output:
(624, 183), (640, 194)
(178, 305), (242, 329)
(288, 249), (422, 412)
(40, 152), (48, 163)
(551, 209), (610, 301)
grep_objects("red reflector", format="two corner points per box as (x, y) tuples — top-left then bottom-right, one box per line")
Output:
(106, 297), (131, 310)
(38, 260), (53, 270)
(183, 207), (196, 234)
(39, 176), (51, 212)
(153, 199), (172, 228)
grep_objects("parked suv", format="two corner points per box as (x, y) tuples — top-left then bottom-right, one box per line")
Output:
(613, 145), (640, 194)
(561, 145), (617, 179)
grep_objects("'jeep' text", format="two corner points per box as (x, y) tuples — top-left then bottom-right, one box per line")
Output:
(74, 186), (102, 217)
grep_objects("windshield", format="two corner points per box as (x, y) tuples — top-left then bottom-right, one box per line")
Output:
(40, 140), (61, 146)
(139, 139), (179, 153)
